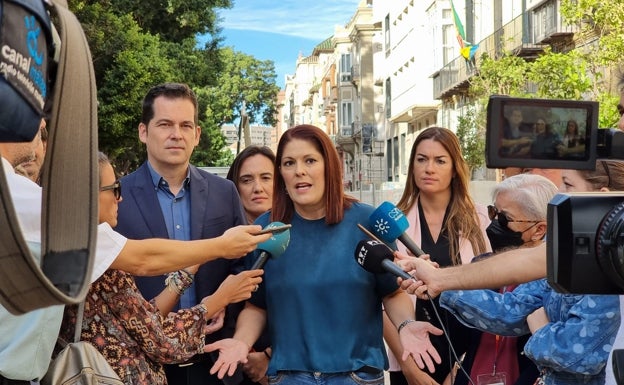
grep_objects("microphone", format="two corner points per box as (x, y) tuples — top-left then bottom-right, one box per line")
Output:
(250, 222), (291, 269)
(369, 201), (425, 257)
(354, 240), (414, 280)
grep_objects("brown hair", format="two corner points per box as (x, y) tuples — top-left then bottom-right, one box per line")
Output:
(396, 126), (488, 263)
(271, 124), (357, 224)
(580, 160), (624, 191)
(226, 145), (276, 184)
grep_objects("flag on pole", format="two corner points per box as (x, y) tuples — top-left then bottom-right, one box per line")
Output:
(450, 0), (479, 60)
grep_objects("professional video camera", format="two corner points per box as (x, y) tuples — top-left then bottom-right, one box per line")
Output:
(485, 95), (624, 294)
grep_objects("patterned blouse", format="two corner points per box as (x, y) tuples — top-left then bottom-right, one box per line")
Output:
(60, 270), (210, 385)
(440, 279), (620, 385)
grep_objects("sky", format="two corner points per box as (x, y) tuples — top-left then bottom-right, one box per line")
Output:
(213, 0), (362, 89)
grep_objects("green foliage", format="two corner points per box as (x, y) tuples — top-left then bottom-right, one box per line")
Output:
(68, 0), (279, 173)
(202, 48), (280, 129)
(461, 44), (622, 171)
(528, 49), (592, 99)
(455, 107), (486, 173)
(560, 0), (624, 66)
(469, 53), (530, 100)
(597, 92), (621, 128)
(91, 0), (231, 41)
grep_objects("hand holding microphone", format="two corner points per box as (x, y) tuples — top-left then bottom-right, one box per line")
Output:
(368, 201), (425, 257)
(353, 239), (415, 281)
(251, 222), (291, 270)
(353, 239), (443, 372)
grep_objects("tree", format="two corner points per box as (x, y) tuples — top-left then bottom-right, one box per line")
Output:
(68, 0), (279, 172)
(560, 0), (624, 66)
(455, 107), (486, 174)
(85, 0), (232, 41)
(469, 53), (530, 99)
(528, 48), (592, 100)
(195, 48), (280, 166)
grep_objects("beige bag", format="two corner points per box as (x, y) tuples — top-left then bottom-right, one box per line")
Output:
(42, 342), (124, 385)
(41, 303), (123, 385)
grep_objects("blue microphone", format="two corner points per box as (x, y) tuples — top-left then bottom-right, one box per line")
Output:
(369, 201), (425, 257)
(251, 222), (291, 269)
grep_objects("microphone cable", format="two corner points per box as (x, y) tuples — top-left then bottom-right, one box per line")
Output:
(424, 291), (476, 385)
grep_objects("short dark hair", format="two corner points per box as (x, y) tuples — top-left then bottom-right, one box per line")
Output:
(141, 83), (198, 125)
(226, 145), (276, 184)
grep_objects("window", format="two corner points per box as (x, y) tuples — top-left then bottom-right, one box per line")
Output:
(385, 14), (390, 56)
(532, 0), (556, 43)
(442, 24), (455, 65)
(341, 102), (353, 135)
(385, 78), (391, 118)
(340, 54), (352, 82)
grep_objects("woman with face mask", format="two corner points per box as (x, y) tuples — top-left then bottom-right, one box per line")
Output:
(455, 173), (556, 385)
(440, 163), (624, 385)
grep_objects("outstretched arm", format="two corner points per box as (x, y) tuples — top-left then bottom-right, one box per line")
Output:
(111, 225), (271, 276)
(205, 302), (267, 379)
(396, 243), (546, 298)
(383, 289), (443, 373)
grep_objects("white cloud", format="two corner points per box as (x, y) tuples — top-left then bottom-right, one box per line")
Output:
(219, 0), (362, 40)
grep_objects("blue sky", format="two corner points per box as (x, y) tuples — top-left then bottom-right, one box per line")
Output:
(214, 0), (362, 89)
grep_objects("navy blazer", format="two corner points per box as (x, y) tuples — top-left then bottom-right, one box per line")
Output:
(115, 162), (247, 344)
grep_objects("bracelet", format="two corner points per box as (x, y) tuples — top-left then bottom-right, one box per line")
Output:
(263, 349), (271, 359)
(397, 319), (416, 334)
(165, 270), (195, 295)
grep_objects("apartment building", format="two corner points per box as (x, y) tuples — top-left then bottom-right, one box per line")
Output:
(281, 0), (580, 197)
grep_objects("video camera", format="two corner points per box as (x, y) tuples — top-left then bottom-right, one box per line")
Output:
(485, 95), (624, 294)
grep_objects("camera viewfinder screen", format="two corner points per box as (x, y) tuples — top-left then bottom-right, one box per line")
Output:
(486, 96), (598, 170)
(499, 104), (590, 161)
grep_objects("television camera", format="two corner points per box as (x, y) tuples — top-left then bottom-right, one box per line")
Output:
(485, 95), (624, 295)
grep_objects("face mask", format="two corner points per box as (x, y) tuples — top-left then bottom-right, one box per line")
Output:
(486, 219), (525, 252)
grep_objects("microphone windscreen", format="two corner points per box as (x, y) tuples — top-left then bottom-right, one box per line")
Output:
(257, 221), (291, 258)
(369, 201), (409, 243)
(354, 239), (394, 274)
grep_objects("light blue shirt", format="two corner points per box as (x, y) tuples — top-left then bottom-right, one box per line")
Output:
(147, 162), (194, 309)
(0, 242), (64, 381)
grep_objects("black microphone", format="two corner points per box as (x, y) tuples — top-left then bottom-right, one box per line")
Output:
(250, 222), (291, 269)
(354, 240), (414, 280)
(369, 201), (425, 257)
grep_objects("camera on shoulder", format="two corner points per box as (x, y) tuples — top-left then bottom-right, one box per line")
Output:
(485, 95), (624, 294)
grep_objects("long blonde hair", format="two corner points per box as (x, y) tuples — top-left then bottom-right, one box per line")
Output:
(396, 127), (488, 264)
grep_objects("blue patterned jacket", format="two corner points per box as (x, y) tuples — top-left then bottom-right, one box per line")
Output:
(440, 279), (620, 385)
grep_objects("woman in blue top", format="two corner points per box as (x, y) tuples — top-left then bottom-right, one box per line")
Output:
(206, 124), (443, 385)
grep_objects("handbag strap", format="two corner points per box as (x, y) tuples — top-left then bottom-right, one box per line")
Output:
(0, 0), (98, 314)
(74, 301), (85, 343)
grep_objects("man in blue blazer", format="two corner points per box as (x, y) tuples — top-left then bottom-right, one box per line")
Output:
(115, 82), (247, 385)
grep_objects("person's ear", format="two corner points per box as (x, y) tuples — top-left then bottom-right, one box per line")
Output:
(533, 221), (548, 241)
(600, 187), (610, 192)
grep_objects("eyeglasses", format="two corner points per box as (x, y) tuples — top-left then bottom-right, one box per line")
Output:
(100, 180), (121, 200)
(487, 205), (538, 229)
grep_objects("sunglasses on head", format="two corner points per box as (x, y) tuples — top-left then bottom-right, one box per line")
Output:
(487, 205), (538, 230)
(100, 180), (121, 200)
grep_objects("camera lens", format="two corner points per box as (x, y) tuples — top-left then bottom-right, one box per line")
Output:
(596, 201), (624, 290)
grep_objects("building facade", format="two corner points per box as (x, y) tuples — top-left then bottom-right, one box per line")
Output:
(280, 0), (583, 203)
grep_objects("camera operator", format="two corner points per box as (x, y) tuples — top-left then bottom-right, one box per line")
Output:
(396, 160), (624, 384)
